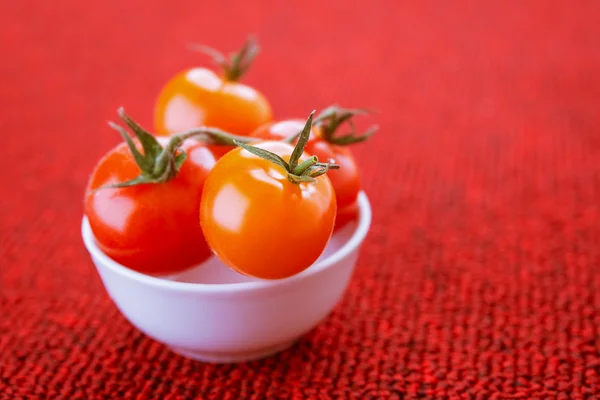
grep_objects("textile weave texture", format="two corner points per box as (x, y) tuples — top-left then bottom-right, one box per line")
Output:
(1, 1), (600, 398)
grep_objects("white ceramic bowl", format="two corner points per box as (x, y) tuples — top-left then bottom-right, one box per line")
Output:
(81, 192), (371, 363)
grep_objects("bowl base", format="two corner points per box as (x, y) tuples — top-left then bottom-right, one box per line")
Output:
(170, 340), (296, 363)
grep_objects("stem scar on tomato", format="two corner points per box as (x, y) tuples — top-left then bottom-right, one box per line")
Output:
(233, 111), (340, 184)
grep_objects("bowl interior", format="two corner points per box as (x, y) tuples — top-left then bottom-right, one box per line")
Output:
(171, 218), (360, 284)
(82, 192), (371, 291)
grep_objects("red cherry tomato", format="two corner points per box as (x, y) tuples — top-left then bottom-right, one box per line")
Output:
(200, 141), (337, 280)
(85, 118), (217, 275)
(249, 119), (362, 222)
(154, 38), (272, 137)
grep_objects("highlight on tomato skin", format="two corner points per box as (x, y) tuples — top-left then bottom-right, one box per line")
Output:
(250, 119), (314, 142)
(154, 37), (273, 138)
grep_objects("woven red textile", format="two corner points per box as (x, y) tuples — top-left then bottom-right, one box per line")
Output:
(2, 1), (600, 398)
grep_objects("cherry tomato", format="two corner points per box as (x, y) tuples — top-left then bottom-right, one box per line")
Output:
(154, 38), (272, 137)
(85, 115), (217, 275)
(249, 119), (361, 217)
(200, 141), (337, 280)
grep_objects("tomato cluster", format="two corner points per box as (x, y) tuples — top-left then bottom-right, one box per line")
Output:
(84, 37), (376, 279)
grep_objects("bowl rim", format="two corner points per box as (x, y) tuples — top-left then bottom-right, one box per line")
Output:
(81, 191), (371, 293)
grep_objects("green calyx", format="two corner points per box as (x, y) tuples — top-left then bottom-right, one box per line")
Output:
(313, 105), (379, 145)
(233, 111), (340, 184)
(102, 108), (256, 189)
(189, 36), (260, 82)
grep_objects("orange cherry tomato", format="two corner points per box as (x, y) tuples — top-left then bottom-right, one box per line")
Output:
(249, 119), (362, 217)
(154, 69), (272, 136)
(154, 38), (272, 137)
(200, 141), (337, 280)
(85, 111), (218, 275)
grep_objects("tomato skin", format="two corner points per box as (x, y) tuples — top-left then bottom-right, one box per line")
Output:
(333, 202), (359, 231)
(85, 140), (216, 275)
(206, 144), (236, 159)
(200, 142), (337, 280)
(154, 68), (272, 136)
(250, 119), (313, 141)
(249, 119), (361, 210)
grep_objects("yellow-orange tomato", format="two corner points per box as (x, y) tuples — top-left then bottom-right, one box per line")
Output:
(200, 142), (337, 280)
(154, 68), (272, 137)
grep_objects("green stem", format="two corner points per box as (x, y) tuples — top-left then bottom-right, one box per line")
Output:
(177, 127), (255, 147)
(189, 36), (260, 82)
(288, 111), (315, 171)
(315, 162), (340, 170)
(100, 108), (257, 190)
(292, 156), (317, 176)
(313, 105), (379, 145)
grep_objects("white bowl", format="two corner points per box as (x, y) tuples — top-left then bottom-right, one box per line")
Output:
(81, 192), (371, 363)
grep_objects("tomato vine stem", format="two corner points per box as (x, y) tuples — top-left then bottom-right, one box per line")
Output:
(280, 105), (379, 147)
(99, 108), (256, 189)
(313, 105), (379, 145)
(189, 36), (259, 82)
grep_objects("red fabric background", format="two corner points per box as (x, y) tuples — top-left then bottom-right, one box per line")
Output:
(2, 1), (600, 398)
